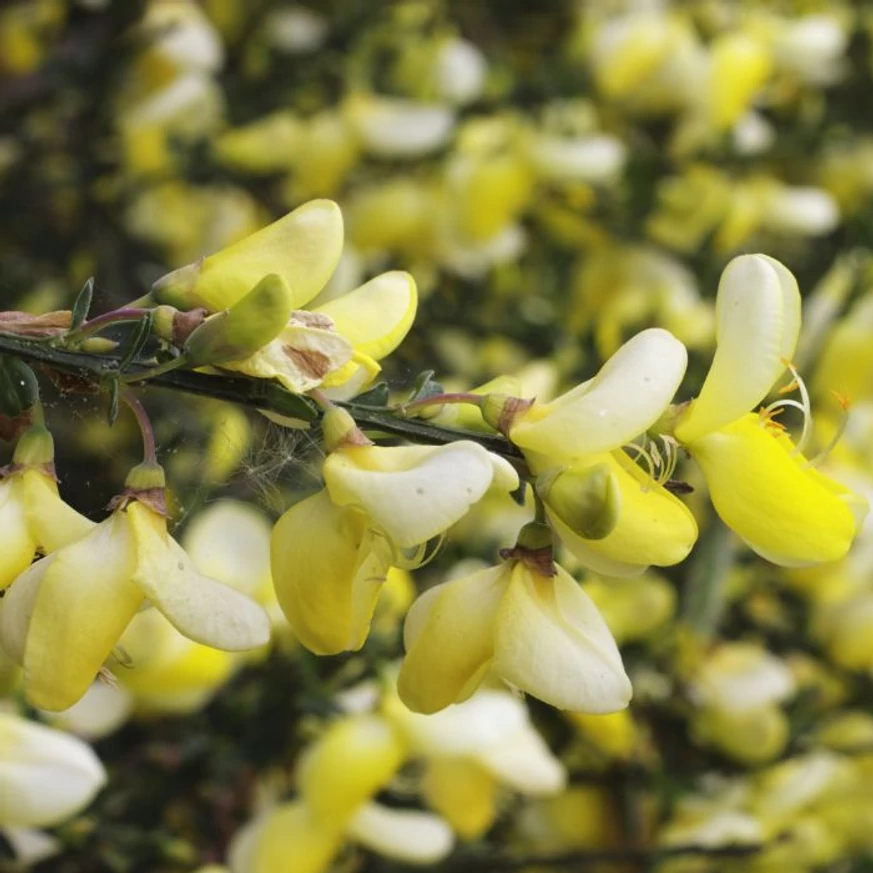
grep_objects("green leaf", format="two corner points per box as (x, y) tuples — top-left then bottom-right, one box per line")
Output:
(0, 356), (39, 417)
(352, 381), (390, 407)
(70, 277), (94, 330)
(118, 312), (154, 371)
(408, 369), (444, 403)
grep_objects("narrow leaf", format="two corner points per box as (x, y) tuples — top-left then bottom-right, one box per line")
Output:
(70, 278), (94, 330)
(118, 312), (154, 372)
(353, 381), (390, 408)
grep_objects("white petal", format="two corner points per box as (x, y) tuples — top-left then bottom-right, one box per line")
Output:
(529, 134), (626, 183)
(510, 329), (687, 459)
(477, 724), (566, 795)
(675, 254), (801, 443)
(693, 643), (795, 712)
(2, 827), (61, 865)
(388, 689), (529, 757)
(127, 504), (271, 652)
(324, 443), (518, 548)
(348, 96), (455, 158)
(182, 500), (272, 597)
(49, 682), (133, 740)
(348, 802), (454, 864)
(435, 38), (486, 105)
(494, 564), (632, 712)
(0, 713), (106, 827)
(764, 186), (840, 235)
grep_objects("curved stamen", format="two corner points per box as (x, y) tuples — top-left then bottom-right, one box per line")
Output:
(808, 392), (851, 468)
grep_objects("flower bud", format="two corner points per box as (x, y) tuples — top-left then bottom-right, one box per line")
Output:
(152, 304), (207, 347)
(77, 337), (119, 354)
(536, 462), (621, 540)
(480, 392), (533, 435)
(183, 274), (294, 365)
(126, 461), (165, 490)
(12, 424), (55, 468)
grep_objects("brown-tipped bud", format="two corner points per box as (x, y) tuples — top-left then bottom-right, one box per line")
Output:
(499, 520), (555, 576)
(536, 462), (621, 540)
(322, 407), (372, 452)
(480, 393), (534, 436)
(183, 274), (294, 366)
(12, 424), (55, 468)
(114, 461), (168, 516)
(152, 305), (208, 348)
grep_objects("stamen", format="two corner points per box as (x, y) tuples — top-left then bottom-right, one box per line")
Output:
(763, 362), (813, 453)
(624, 441), (656, 491)
(808, 392), (852, 468)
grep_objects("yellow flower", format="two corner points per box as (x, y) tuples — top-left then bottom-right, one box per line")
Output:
(152, 200), (418, 396)
(398, 554), (631, 714)
(690, 642), (795, 765)
(674, 254), (867, 566)
(507, 329), (697, 575)
(0, 426), (94, 590)
(114, 500), (275, 715)
(227, 714), (453, 873)
(384, 687), (565, 840)
(0, 484), (271, 711)
(271, 430), (518, 655)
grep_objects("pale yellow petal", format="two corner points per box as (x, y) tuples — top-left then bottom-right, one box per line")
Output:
(510, 329), (687, 460)
(24, 515), (142, 711)
(222, 321), (353, 393)
(271, 489), (390, 655)
(230, 803), (344, 873)
(324, 443), (518, 549)
(181, 500), (272, 597)
(313, 271), (417, 361)
(549, 451), (697, 575)
(0, 479), (36, 590)
(675, 254), (801, 444)
(690, 414), (862, 566)
(398, 565), (508, 714)
(298, 714), (406, 821)
(0, 556), (54, 666)
(493, 564), (632, 713)
(152, 199), (344, 311)
(20, 469), (95, 552)
(126, 503), (271, 651)
(422, 760), (497, 840)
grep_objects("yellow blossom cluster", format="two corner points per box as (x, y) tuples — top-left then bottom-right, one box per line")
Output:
(4, 2), (873, 872)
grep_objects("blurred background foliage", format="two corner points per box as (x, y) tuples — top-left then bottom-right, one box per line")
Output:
(7, 1), (873, 872)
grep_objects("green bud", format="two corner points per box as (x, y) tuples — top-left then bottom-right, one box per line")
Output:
(12, 424), (55, 467)
(480, 392), (533, 435)
(536, 462), (621, 540)
(183, 274), (294, 365)
(124, 461), (166, 493)
(0, 356), (39, 419)
(78, 337), (119, 353)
